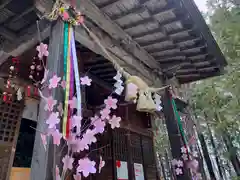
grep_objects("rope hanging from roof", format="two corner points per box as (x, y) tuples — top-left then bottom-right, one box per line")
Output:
(42, 0), (169, 113)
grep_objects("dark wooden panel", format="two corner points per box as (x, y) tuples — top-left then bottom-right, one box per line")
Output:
(142, 136), (157, 180)
(0, 92), (24, 180)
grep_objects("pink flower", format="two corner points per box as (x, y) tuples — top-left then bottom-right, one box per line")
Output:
(69, 96), (77, 109)
(75, 139), (89, 152)
(72, 115), (82, 129)
(104, 96), (118, 109)
(46, 112), (60, 129)
(49, 75), (61, 89)
(62, 155), (74, 170)
(108, 115), (121, 129)
(90, 115), (100, 123)
(41, 69), (49, 84)
(36, 43), (49, 59)
(175, 168), (183, 175)
(44, 96), (57, 112)
(40, 133), (47, 150)
(80, 76), (92, 86)
(52, 129), (62, 146)
(77, 158), (96, 177)
(61, 80), (66, 89)
(187, 159), (199, 172)
(62, 11), (69, 20)
(181, 147), (187, 154)
(82, 129), (97, 146)
(100, 108), (110, 120)
(182, 154), (188, 161)
(74, 174), (82, 180)
(99, 156), (105, 173)
(177, 160), (183, 168)
(93, 119), (106, 134)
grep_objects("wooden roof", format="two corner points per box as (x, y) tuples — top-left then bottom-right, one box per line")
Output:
(87, 0), (227, 83)
(0, 0), (227, 85)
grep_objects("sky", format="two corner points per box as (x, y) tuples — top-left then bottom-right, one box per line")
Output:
(194, 0), (207, 12)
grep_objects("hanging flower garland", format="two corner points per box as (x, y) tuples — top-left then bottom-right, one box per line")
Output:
(29, 20), (125, 180)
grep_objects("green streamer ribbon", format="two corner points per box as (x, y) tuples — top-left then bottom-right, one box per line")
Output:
(172, 98), (188, 146)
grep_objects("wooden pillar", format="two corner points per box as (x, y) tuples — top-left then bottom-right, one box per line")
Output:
(162, 88), (191, 180)
(31, 19), (65, 180)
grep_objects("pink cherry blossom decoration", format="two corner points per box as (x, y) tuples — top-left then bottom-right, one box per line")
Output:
(49, 75), (61, 89)
(93, 119), (106, 134)
(99, 156), (105, 173)
(44, 96), (57, 112)
(82, 129), (97, 146)
(72, 115), (82, 129)
(46, 112), (60, 129)
(91, 115), (100, 123)
(77, 158), (96, 177)
(80, 76), (92, 86)
(36, 43), (49, 59)
(175, 168), (183, 175)
(52, 129), (62, 146)
(104, 96), (118, 110)
(182, 154), (189, 161)
(177, 160), (183, 167)
(74, 139), (89, 152)
(62, 155), (74, 170)
(181, 146), (187, 154)
(108, 115), (121, 129)
(100, 108), (110, 120)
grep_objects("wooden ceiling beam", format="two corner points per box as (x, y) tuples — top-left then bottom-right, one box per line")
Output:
(69, 0), (161, 73)
(0, 0), (13, 10)
(172, 0), (227, 66)
(0, 27), (17, 41)
(6, 6), (35, 25)
(111, 7), (146, 21)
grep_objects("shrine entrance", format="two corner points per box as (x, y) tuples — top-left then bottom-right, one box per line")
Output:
(0, 92), (24, 180)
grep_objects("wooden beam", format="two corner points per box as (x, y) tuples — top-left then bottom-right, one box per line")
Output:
(0, 0), (13, 10)
(0, 27), (17, 41)
(0, 20), (50, 66)
(5, 6), (35, 24)
(111, 6), (146, 21)
(84, 62), (113, 70)
(139, 37), (169, 47)
(73, 24), (155, 84)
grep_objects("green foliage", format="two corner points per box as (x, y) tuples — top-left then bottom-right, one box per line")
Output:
(191, 1), (240, 144)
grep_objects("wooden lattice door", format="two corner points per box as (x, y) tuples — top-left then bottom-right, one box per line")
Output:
(0, 94), (24, 180)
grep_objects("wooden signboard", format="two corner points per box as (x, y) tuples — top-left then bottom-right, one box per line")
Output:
(10, 168), (30, 180)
